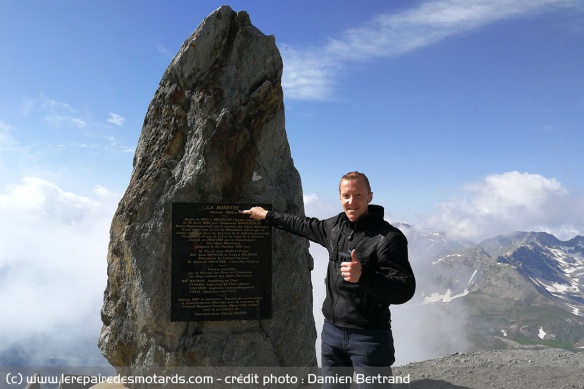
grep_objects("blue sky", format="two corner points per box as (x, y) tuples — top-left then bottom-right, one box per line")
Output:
(1, 0), (583, 367)
(1, 0), (583, 234)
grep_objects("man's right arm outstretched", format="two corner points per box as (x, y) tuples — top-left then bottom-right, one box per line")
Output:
(240, 206), (331, 248)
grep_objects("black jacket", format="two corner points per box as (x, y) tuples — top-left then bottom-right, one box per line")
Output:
(266, 204), (416, 330)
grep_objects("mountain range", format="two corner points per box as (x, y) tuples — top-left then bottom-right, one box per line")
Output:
(399, 224), (584, 353)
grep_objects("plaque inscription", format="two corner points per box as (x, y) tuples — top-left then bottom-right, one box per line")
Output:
(171, 203), (272, 322)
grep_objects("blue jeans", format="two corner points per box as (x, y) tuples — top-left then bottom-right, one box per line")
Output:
(321, 320), (394, 388)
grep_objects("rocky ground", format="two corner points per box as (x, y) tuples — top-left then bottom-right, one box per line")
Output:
(392, 345), (584, 388)
(82, 345), (582, 389)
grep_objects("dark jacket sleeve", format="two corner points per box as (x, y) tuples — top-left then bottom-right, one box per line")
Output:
(265, 211), (333, 248)
(358, 231), (416, 305)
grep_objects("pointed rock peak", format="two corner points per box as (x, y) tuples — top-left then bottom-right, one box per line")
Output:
(99, 6), (316, 373)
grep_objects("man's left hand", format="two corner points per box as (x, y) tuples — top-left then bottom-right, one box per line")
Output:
(340, 250), (362, 283)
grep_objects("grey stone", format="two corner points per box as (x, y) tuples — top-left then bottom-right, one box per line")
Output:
(98, 5), (316, 374)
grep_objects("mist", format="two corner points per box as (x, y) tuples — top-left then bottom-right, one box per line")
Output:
(0, 177), (118, 366)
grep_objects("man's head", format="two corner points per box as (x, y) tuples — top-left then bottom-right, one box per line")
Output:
(339, 171), (373, 222)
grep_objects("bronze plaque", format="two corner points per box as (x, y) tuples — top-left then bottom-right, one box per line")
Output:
(171, 203), (272, 321)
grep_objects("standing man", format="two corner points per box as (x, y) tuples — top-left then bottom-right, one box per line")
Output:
(240, 171), (415, 388)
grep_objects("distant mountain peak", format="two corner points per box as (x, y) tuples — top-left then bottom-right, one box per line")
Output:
(399, 226), (584, 355)
(479, 231), (584, 318)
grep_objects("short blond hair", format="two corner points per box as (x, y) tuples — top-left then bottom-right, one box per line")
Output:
(339, 171), (371, 193)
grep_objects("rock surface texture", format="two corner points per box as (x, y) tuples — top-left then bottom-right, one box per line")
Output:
(392, 346), (584, 388)
(99, 5), (316, 373)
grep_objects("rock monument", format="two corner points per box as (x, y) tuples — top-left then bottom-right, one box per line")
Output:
(99, 5), (316, 373)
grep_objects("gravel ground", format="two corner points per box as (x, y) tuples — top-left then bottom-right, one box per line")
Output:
(82, 346), (583, 389)
(392, 345), (584, 389)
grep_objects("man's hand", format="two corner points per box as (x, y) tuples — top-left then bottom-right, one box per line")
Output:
(239, 206), (268, 220)
(340, 250), (362, 283)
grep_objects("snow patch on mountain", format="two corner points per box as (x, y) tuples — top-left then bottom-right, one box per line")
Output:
(432, 253), (462, 265)
(532, 243), (584, 316)
(484, 232), (584, 318)
(422, 288), (469, 304)
(422, 269), (478, 304)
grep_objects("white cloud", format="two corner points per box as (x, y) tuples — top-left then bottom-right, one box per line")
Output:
(281, 45), (340, 101)
(0, 120), (20, 176)
(6, 96), (136, 161)
(303, 192), (338, 219)
(282, 0), (580, 100)
(425, 171), (584, 241)
(327, 0), (576, 61)
(42, 98), (87, 128)
(155, 43), (173, 57)
(107, 113), (125, 126)
(73, 142), (100, 149)
(0, 120), (13, 146)
(303, 193), (319, 204)
(0, 177), (119, 363)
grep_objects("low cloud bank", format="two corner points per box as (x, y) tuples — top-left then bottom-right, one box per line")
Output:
(0, 177), (119, 365)
(425, 171), (584, 242)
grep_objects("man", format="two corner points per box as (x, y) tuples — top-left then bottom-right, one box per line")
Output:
(240, 171), (415, 388)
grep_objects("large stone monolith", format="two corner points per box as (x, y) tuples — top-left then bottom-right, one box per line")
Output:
(98, 5), (316, 374)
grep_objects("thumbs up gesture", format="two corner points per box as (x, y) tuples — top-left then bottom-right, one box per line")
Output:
(340, 250), (362, 283)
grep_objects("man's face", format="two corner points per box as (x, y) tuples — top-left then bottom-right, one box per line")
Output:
(339, 178), (373, 222)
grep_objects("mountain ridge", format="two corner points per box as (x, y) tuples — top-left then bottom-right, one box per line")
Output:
(480, 231), (584, 317)
(398, 226), (584, 353)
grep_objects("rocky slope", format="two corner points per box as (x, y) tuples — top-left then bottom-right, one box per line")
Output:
(80, 346), (583, 389)
(393, 345), (584, 389)
(398, 225), (584, 354)
(480, 232), (584, 317)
